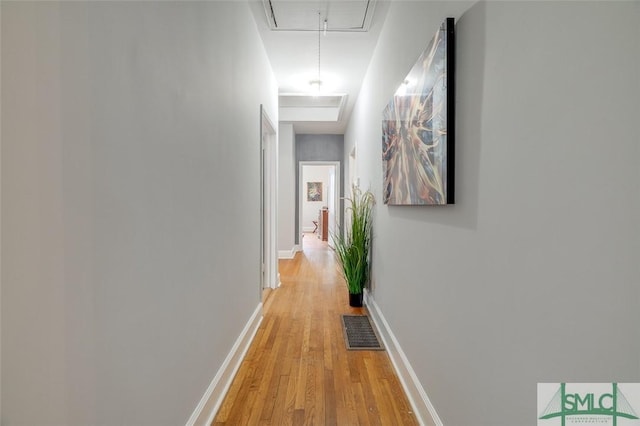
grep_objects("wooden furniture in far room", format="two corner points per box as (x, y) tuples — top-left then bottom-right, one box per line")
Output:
(318, 208), (328, 241)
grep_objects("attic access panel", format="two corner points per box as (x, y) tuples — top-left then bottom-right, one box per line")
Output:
(263, 0), (376, 32)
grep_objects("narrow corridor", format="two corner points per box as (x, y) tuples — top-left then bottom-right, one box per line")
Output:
(213, 234), (418, 425)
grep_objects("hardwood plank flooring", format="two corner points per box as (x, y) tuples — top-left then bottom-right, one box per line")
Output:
(213, 233), (418, 425)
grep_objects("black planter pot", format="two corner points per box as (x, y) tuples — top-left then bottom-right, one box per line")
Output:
(349, 292), (363, 307)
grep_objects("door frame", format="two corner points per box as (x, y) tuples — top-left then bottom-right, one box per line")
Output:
(260, 105), (278, 296)
(298, 161), (341, 249)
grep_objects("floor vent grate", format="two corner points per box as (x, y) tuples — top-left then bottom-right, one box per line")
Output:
(342, 315), (384, 351)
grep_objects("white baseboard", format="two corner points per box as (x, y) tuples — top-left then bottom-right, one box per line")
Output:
(186, 303), (263, 426)
(278, 246), (301, 260)
(278, 249), (295, 259)
(364, 290), (442, 426)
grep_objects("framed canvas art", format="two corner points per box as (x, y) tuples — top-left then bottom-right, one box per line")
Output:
(307, 182), (323, 202)
(382, 17), (455, 205)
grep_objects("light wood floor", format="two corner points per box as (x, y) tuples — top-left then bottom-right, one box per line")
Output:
(213, 233), (419, 425)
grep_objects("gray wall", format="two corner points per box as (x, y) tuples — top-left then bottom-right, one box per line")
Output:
(345, 1), (640, 425)
(1, 2), (278, 424)
(295, 134), (344, 244)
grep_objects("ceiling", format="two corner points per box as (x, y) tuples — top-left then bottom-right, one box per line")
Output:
(249, 0), (390, 134)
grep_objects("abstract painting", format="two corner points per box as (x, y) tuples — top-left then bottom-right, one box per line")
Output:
(382, 18), (455, 205)
(307, 182), (323, 202)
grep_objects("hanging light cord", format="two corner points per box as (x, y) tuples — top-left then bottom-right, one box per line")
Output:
(317, 11), (321, 85)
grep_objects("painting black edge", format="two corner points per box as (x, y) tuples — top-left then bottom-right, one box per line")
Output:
(446, 17), (456, 205)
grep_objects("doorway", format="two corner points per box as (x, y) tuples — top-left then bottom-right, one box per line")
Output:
(260, 106), (278, 305)
(298, 162), (340, 250)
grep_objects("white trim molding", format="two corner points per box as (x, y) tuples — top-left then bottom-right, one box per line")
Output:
(186, 303), (263, 426)
(278, 246), (301, 260)
(364, 290), (443, 426)
(278, 249), (295, 259)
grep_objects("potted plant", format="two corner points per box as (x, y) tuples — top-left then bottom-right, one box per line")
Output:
(333, 185), (375, 307)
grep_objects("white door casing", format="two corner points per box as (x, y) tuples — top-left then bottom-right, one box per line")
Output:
(298, 162), (340, 249)
(260, 106), (278, 292)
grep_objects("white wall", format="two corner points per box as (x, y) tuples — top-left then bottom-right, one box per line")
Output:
(278, 123), (296, 256)
(301, 165), (332, 232)
(345, 1), (640, 425)
(1, 2), (277, 425)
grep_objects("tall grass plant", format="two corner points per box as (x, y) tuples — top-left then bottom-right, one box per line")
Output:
(333, 186), (375, 295)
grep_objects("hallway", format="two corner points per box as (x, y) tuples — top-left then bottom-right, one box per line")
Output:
(213, 234), (418, 425)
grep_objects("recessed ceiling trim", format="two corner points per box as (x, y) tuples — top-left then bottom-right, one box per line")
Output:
(279, 93), (347, 108)
(279, 93), (348, 123)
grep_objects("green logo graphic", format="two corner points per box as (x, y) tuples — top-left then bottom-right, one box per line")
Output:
(539, 383), (639, 426)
